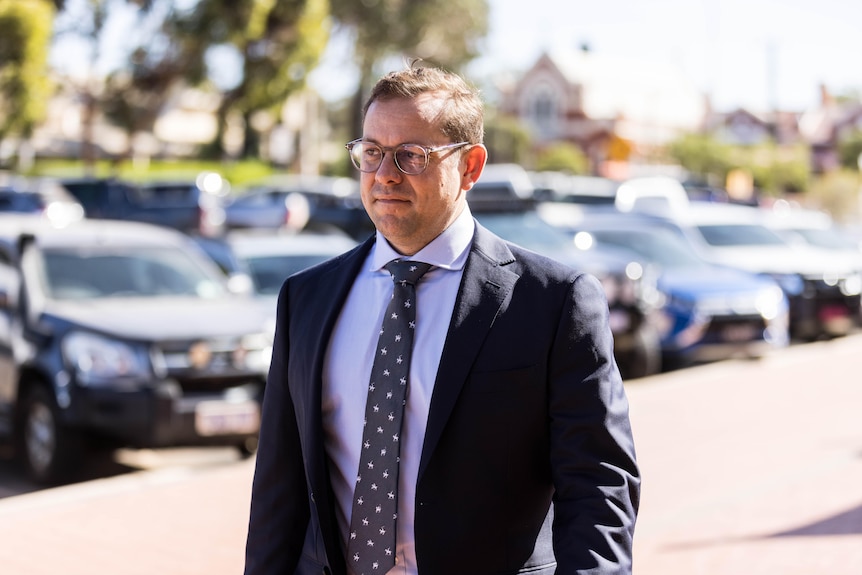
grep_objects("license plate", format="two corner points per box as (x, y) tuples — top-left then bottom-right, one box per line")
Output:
(722, 324), (757, 342)
(195, 401), (260, 436)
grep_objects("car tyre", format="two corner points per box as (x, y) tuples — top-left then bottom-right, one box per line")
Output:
(618, 327), (662, 380)
(17, 386), (82, 485)
(235, 436), (258, 459)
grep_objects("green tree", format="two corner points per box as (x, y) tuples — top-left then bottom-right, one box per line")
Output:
(329, 0), (489, 136)
(838, 129), (862, 170)
(169, 0), (331, 158)
(52, 0), (157, 169)
(483, 111), (530, 165)
(534, 141), (589, 174)
(0, 0), (55, 167)
(666, 133), (733, 183)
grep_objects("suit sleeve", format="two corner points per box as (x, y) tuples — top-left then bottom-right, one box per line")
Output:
(549, 272), (641, 574)
(245, 280), (310, 574)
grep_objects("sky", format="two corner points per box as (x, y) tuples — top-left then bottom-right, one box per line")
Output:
(51, 0), (862, 114)
(311, 0), (862, 113)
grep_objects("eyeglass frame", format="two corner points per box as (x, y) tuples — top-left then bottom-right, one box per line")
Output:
(345, 138), (471, 175)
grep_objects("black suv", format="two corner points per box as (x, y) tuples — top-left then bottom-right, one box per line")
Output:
(60, 174), (227, 237)
(0, 214), (272, 484)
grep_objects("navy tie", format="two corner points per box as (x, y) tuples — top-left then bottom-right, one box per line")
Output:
(347, 259), (432, 575)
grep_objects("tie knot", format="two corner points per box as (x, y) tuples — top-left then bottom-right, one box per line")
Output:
(384, 259), (432, 286)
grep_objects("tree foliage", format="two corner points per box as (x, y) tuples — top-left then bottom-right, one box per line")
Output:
(168, 0), (331, 157)
(534, 142), (589, 174)
(0, 0), (55, 148)
(838, 129), (862, 170)
(329, 0), (489, 134)
(666, 133), (733, 183)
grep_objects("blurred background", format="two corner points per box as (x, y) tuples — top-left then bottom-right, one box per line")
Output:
(1, 2), (862, 573)
(0, 0), (861, 222)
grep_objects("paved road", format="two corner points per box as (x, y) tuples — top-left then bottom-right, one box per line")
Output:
(0, 335), (860, 574)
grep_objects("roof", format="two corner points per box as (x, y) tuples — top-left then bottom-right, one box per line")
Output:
(0, 213), (192, 249)
(226, 232), (358, 258)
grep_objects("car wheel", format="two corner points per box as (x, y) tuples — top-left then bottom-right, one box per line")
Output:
(235, 436), (258, 459)
(618, 327), (662, 380)
(17, 386), (82, 484)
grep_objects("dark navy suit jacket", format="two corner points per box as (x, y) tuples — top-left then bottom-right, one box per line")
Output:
(244, 222), (640, 575)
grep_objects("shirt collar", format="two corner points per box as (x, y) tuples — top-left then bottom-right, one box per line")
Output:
(370, 204), (474, 272)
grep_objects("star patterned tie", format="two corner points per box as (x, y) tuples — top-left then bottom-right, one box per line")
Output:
(347, 259), (432, 575)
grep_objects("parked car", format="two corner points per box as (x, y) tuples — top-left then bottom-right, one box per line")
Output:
(0, 214), (272, 484)
(530, 171), (620, 205)
(225, 175), (374, 239)
(60, 172), (228, 237)
(469, 170), (663, 379)
(762, 203), (862, 265)
(661, 202), (862, 340)
(225, 231), (359, 298)
(540, 206), (790, 368)
(0, 173), (84, 227)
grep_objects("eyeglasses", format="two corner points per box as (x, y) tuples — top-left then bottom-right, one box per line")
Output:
(345, 139), (471, 175)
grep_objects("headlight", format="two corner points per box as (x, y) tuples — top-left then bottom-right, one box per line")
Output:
(61, 331), (151, 385)
(756, 285), (787, 320)
(235, 332), (273, 373)
(841, 273), (862, 296)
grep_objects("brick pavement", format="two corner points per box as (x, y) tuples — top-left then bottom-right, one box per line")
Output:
(627, 333), (862, 574)
(0, 334), (860, 574)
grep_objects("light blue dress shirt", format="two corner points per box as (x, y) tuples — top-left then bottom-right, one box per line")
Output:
(322, 206), (475, 575)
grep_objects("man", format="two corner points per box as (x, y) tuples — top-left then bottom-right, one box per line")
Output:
(245, 64), (640, 575)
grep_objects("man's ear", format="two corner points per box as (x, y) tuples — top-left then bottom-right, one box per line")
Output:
(460, 144), (488, 191)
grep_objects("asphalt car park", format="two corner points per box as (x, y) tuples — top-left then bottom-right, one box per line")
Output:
(0, 214), (272, 485)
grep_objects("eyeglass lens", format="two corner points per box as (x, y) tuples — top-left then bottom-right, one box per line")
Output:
(350, 143), (428, 175)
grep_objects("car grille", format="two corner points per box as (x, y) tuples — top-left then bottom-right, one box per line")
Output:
(155, 338), (266, 392)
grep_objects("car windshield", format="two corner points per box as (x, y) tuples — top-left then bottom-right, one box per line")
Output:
(476, 211), (572, 251)
(696, 223), (787, 247)
(244, 254), (333, 295)
(590, 228), (707, 269)
(0, 191), (42, 212)
(788, 227), (858, 250)
(42, 247), (226, 299)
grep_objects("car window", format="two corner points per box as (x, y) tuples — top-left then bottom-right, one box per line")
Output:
(42, 247), (226, 299)
(696, 224), (787, 247)
(790, 227), (857, 250)
(234, 191), (285, 208)
(591, 228), (706, 269)
(0, 191), (42, 212)
(129, 184), (199, 207)
(476, 211), (570, 250)
(244, 254), (333, 294)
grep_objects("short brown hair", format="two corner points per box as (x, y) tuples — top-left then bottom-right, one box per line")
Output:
(363, 64), (485, 144)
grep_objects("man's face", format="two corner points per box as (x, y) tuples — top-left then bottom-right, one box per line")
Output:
(359, 92), (485, 255)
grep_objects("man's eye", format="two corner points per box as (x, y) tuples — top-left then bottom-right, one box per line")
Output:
(364, 147), (382, 159)
(399, 150), (422, 161)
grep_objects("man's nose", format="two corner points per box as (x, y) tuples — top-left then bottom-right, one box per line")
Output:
(375, 151), (403, 183)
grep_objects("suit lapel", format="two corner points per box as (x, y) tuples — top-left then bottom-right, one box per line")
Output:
(418, 223), (519, 480)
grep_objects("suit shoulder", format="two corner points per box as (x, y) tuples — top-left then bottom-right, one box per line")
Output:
(504, 241), (593, 284)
